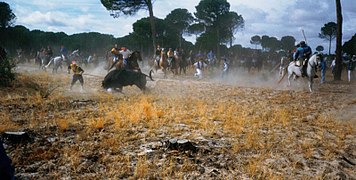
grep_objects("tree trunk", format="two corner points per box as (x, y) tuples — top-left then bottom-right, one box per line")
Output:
(179, 33), (182, 48)
(334, 0), (343, 80)
(216, 28), (221, 64)
(146, 0), (156, 57)
(229, 28), (233, 47)
(328, 37), (332, 55)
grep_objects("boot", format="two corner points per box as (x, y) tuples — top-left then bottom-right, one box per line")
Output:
(301, 70), (306, 77)
(301, 66), (307, 77)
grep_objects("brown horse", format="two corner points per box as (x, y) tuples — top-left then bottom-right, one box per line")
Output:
(153, 50), (168, 78)
(108, 51), (142, 72)
(173, 55), (182, 75)
(127, 51), (143, 72)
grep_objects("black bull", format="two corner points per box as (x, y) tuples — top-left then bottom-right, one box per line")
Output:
(102, 69), (154, 92)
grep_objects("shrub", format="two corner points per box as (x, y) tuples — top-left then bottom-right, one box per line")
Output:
(0, 46), (15, 87)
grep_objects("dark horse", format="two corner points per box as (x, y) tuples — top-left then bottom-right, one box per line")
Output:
(108, 51), (143, 72)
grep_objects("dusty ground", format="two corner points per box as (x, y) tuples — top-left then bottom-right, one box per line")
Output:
(1, 63), (355, 179)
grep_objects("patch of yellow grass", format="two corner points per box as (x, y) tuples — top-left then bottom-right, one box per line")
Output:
(0, 112), (18, 132)
(134, 156), (150, 179)
(273, 108), (291, 128)
(57, 118), (69, 131)
(88, 117), (105, 130)
(141, 96), (153, 121)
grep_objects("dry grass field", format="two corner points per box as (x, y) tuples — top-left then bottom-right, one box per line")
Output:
(1, 63), (355, 179)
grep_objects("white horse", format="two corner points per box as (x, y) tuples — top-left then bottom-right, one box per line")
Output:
(45, 55), (66, 73)
(280, 53), (321, 92)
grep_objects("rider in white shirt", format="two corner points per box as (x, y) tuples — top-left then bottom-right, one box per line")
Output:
(330, 56), (336, 75)
(193, 59), (207, 79)
(119, 47), (132, 69)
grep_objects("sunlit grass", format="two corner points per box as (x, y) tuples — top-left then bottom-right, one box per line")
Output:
(0, 112), (18, 132)
(1, 70), (354, 179)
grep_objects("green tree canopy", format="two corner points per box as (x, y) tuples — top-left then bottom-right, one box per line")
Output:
(343, 33), (356, 56)
(194, 0), (244, 59)
(101, 0), (157, 55)
(260, 35), (281, 52)
(250, 35), (261, 49)
(165, 8), (194, 47)
(319, 22), (337, 55)
(316, 45), (324, 52)
(195, 31), (218, 51)
(0, 2), (16, 29)
(280, 36), (296, 51)
(187, 23), (205, 39)
(219, 11), (244, 47)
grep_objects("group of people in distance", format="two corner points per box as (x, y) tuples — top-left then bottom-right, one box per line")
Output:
(66, 40), (356, 91)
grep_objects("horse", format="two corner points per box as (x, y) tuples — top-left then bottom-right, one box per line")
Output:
(86, 54), (99, 68)
(248, 58), (263, 72)
(153, 50), (168, 78)
(126, 51), (143, 72)
(279, 53), (322, 92)
(278, 56), (290, 78)
(108, 51), (143, 72)
(179, 55), (188, 75)
(34, 51), (42, 68)
(45, 55), (66, 73)
(172, 55), (182, 75)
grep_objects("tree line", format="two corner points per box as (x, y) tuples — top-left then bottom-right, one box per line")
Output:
(1, 1), (355, 78)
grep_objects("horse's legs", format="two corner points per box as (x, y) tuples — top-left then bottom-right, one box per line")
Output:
(287, 73), (292, 87)
(163, 69), (167, 78)
(279, 67), (283, 77)
(308, 77), (313, 93)
(39, 61), (42, 69)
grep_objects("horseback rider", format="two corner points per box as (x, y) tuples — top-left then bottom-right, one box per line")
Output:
(68, 60), (84, 91)
(167, 48), (174, 67)
(59, 45), (68, 64)
(46, 45), (53, 59)
(60, 45), (68, 58)
(111, 44), (120, 62)
(207, 50), (216, 64)
(286, 49), (293, 62)
(119, 47), (132, 69)
(155, 44), (162, 65)
(174, 47), (181, 57)
(293, 41), (312, 77)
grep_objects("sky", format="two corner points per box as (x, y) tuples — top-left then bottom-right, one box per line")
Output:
(6, 0), (356, 53)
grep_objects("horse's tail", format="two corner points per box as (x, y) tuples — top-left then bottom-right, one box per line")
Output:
(277, 68), (287, 84)
(148, 69), (154, 81)
(45, 58), (54, 68)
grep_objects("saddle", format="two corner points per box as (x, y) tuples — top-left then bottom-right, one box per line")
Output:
(295, 60), (301, 67)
